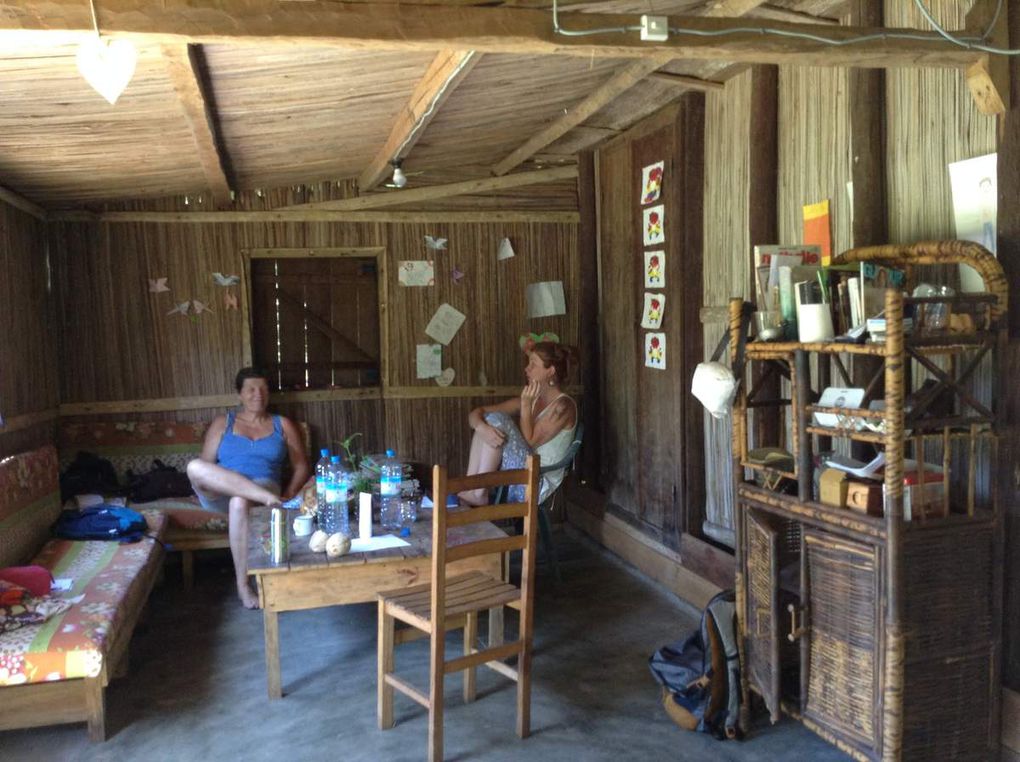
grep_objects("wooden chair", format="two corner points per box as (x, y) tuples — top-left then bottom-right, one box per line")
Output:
(377, 455), (540, 762)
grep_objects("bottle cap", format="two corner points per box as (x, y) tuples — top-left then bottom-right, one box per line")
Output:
(330, 455), (340, 463)
(320, 448), (330, 457)
(400, 527), (411, 538)
(386, 449), (396, 458)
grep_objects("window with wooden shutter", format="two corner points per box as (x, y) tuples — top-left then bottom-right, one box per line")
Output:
(250, 256), (380, 391)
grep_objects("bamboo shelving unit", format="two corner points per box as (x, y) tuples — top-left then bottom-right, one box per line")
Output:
(731, 241), (1007, 762)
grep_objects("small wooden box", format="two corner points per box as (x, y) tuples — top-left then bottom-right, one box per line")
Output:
(845, 481), (882, 516)
(819, 468), (848, 508)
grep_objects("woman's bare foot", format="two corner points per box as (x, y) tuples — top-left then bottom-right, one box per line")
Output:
(238, 583), (260, 609)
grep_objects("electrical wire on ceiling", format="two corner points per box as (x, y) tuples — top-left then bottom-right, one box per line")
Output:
(550, 0), (1020, 56)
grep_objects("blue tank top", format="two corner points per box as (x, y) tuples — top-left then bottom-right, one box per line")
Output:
(216, 411), (288, 485)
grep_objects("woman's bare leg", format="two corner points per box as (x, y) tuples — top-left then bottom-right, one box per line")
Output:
(186, 459), (281, 506)
(228, 496), (259, 609)
(459, 427), (503, 505)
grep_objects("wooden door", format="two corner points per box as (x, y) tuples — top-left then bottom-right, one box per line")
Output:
(803, 528), (882, 758)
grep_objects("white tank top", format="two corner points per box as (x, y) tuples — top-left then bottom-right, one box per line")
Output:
(533, 394), (577, 502)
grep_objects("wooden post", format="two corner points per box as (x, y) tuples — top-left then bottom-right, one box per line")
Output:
(577, 151), (601, 488)
(849, 0), (888, 462)
(748, 65), (781, 449)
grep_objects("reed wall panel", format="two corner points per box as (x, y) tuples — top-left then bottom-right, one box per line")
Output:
(0, 199), (58, 458)
(51, 214), (579, 471)
(701, 69), (753, 546)
(777, 65), (852, 254)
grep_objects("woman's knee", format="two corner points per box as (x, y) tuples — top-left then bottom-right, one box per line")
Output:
(228, 496), (250, 515)
(186, 458), (210, 484)
(484, 411), (512, 430)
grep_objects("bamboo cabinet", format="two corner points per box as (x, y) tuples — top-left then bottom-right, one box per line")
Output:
(730, 242), (1007, 762)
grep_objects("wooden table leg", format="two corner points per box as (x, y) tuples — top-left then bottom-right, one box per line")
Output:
(263, 605), (282, 699)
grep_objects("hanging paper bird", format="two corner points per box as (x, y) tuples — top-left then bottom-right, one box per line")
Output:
(212, 272), (240, 287)
(148, 277), (170, 293)
(192, 300), (214, 315)
(167, 302), (190, 317)
(451, 266), (464, 284)
(424, 235), (448, 251)
(223, 292), (238, 310)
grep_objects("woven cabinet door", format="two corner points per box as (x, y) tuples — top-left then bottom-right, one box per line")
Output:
(744, 507), (783, 723)
(803, 528), (882, 759)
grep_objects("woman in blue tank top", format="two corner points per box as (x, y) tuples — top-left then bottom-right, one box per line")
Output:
(187, 367), (310, 609)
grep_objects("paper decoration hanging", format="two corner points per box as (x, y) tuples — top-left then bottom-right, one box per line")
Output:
(518, 331), (560, 351)
(643, 205), (665, 246)
(148, 277), (170, 293)
(416, 344), (442, 379)
(644, 251), (665, 288)
(644, 332), (666, 370)
(640, 292), (665, 330)
(478, 370), (488, 386)
(167, 301), (190, 317)
(425, 303), (466, 345)
(451, 266), (465, 283)
(192, 300), (214, 315)
(641, 161), (664, 205)
(212, 272), (240, 287)
(424, 235), (448, 251)
(398, 260), (435, 287)
(435, 368), (456, 387)
(525, 281), (566, 318)
(497, 238), (515, 261)
(223, 292), (238, 310)
(802, 199), (832, 266)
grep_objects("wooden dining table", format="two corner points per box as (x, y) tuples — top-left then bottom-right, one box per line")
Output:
(247, 506), (508, 699)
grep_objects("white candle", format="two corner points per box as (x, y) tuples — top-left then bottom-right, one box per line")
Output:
(359, 492), (373, 539)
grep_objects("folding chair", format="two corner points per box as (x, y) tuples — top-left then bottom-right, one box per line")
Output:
(377, 455), (540, 762)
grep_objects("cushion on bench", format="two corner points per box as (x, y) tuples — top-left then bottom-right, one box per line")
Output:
(0, 509), (166, 687)
(0, 446), (63, 570)
(58, 421), (209, 480)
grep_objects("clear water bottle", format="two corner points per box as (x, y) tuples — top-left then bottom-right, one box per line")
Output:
(379, 449), (402, 531)
(331, 457), (351, 536)
(314, 448), (331, 517)
(319, 455), (342, 534)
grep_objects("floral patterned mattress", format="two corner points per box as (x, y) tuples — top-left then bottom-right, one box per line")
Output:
(0, 509), (166, 687)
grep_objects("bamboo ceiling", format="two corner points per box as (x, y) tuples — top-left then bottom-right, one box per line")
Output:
(0, 0), (865, 208)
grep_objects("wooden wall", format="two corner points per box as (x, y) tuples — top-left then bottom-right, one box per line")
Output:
(595, 96), (705, 551)
(0, 198), (58, 458)
(51, 189), (580, 473)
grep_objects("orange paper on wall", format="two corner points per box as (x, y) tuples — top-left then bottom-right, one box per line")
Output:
(803, 199), (832, 265)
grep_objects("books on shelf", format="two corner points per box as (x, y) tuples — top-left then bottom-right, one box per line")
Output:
(860, 262), (905, 321)
(753, 244), (821, 313)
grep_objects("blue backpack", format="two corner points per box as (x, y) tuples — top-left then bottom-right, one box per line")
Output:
(53, 506), (149, 544)
(648, 590), (741, 740)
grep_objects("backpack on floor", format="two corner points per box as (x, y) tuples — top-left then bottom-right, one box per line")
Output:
(648, 589), (741, 740)
(53, 506), (149, 544)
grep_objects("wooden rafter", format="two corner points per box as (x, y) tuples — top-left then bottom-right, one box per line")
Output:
(646, 72), (725, 90)
(0, 183), (46, 220)
(698, 0), (770, 18)
(491, 58), (670, 176)
(964, 0), (1010, 115)
(48, 209), (580, 224)
(283, 166), (578, 211)
(162, 44), (234, 207)
(0, 1), (986, 68)
(359, 50), (481, 193)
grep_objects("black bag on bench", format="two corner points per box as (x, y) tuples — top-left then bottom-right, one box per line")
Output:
(127, 460), (195, 503)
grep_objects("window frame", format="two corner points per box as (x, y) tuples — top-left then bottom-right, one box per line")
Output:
(240, 247), (389, 393)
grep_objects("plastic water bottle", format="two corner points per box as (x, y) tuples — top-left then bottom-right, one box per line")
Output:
(314, 448), (331, 516)
(379, 449), (402, 530)
(319, 455), (342, 534)
(332, 458), (351, 536)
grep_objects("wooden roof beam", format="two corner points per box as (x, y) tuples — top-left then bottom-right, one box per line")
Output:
(492, 57), (670, 176)
(0, 184), (47, 220)
(283, 165), (578, 211)
(646, 72), (726, 90)
(162, 44), (234, 208)
(0, 1), (986, 69)
(359, 50), (481, 193)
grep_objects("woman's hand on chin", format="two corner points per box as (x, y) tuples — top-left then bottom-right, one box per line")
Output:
(521, 380), (541, 407)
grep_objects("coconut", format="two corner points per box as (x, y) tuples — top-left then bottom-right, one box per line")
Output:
(308, 529), (328, 553)
(325, 532), (351, 558)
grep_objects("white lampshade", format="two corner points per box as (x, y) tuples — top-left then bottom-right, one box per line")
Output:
(76, 35), (137, 105)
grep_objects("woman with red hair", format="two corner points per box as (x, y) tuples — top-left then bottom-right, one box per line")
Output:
(460, 341), (579, 505)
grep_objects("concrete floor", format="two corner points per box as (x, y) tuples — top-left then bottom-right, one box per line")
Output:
(2, 530), (849, 762)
